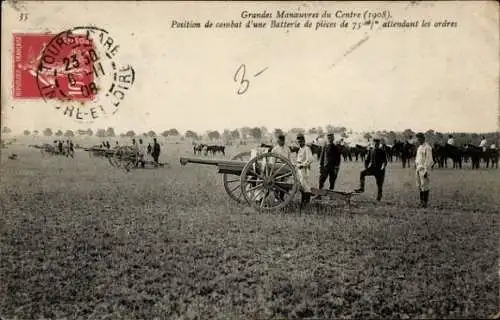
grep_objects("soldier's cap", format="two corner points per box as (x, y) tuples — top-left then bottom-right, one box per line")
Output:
(372, 135), (381, 141)
(296, 133), (305, 140)
(327, 132), (335, 136)
(416, 133), (425, 139)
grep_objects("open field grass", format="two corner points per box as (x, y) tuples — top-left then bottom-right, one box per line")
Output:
(1, 142), (499, 319)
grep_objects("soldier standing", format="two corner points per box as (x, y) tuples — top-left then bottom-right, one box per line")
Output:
(138, 139), (146, 168)
(318, 132), (341, 192)
(271, 134), (291, 201)
(295, 133), (314, 207)
(152, 138), (161, 167)
(271, 134), (291, 159)
(415, 132), (433, 208)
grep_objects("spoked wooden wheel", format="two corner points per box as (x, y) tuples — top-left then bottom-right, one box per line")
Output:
(223, 151), (251, 204)
(107, 149), (121, 168)
(240, 152), (299, 212)
(111, 146), (137, 172)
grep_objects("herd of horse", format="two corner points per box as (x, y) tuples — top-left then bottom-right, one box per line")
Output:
(18, 139), (500, 170)
(194, 140), (498, 170)
(431, 143), (498, 169)
(193, 143), (226, 156)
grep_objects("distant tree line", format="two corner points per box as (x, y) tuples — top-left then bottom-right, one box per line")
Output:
(3, 125), (498, 145)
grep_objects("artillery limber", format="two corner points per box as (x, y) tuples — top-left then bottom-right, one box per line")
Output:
(180, 151), (357, 212)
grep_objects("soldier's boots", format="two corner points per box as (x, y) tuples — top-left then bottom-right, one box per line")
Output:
(419, 191), (430, 208)
(300, 192), (312, 207)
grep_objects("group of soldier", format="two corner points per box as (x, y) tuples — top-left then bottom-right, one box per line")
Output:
(130, 138), (162, 167)
(96, 138), (162, 167)
(270, 131), (434, 209)
(52, 139), (75, 157)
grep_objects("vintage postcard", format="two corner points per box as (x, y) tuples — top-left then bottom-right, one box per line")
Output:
(1, 1), (499, 319)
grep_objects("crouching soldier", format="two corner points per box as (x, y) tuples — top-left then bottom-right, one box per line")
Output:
(354, 136), (388, 201)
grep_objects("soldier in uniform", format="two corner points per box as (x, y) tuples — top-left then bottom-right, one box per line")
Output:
(271, 134), (291, 201)
(447, 134), (455, 146)
(271, 134), (291, 159)
(152, 138), (161, 167)
(415, 132), (433, 208)
(138, 139), (146, 168)
(295, 133), (314, 206)
(318, 131), (342, 192)
(354, 136), (388, 201)
(479, 136), (488, 152)
(131, 138), (139, 167)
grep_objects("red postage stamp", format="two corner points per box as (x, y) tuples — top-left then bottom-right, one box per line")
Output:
(12, 33), (95, 100)
(12, 27), (135, 123)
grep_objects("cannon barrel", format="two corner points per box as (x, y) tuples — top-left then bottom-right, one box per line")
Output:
(180, 156), (294, 177)
(180, 157), (249, 167)
(84, 148), (117, 156)
(180, 157), (225, 166)
(180, 156), (249, 175)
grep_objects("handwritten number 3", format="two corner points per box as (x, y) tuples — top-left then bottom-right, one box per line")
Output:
(234, 64), (249, 95)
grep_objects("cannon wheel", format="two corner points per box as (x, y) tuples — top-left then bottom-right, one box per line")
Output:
(107, 149), (120, 168)
(240, 152), (299, 212)
(223, 151), (252, 204)
(111, 146), (137, 172)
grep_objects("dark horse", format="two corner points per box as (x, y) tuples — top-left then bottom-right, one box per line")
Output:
(351, 144), (368, 162)
(433, 143), (463, 169)
(488, 148), (499, 169)
(340, 145), (353, 161)
(463, 145), (498, 169)
(392, 141), (416, 168)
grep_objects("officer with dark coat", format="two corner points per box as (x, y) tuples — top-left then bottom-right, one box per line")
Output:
(354, 136), (388, 201)
(152, 138), (161, 166)
(318, 132), (342, 191)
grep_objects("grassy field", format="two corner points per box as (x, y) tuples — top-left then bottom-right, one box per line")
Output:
(1, 142), (499, 319)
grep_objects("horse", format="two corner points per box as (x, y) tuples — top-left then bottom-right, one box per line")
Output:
(193, 143), (206, 155)
(433, 143), (463, 169)
(340, 145), (353, 162)
(486, 148), (499, 169)
(351, 144), (368, 162)
(206, 145), (225, 156)
(392, 141), (416, 168)
(464, 144), (498, 169)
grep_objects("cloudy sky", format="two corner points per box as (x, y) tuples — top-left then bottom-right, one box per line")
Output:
(1, 1), (498, 135)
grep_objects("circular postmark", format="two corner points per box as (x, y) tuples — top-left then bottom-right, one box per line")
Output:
(36, 26), (135, 123)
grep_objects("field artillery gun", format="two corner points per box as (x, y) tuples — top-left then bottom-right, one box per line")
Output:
(85, 146), (168, 172)
(84, 146), (136, 171)
(180, 151), (357, 212)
